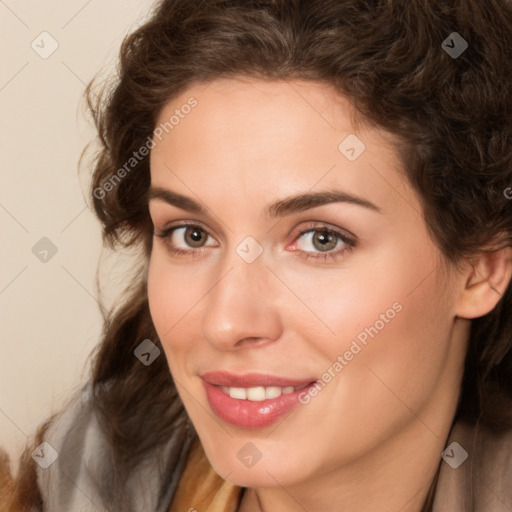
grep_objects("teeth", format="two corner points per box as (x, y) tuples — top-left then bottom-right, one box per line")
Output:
(246, 386), (266, 401)
(265, 386), (282, 399)
(222, 385), (302, 401)
(229, 387), (247, 400)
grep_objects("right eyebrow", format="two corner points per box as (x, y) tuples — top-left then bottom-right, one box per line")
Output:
(148, 187), (207, 215)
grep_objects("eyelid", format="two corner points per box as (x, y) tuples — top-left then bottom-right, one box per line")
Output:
(154, 220), (219, 247)
(155, 219), (217, 239)
(290, 220), (357, 247)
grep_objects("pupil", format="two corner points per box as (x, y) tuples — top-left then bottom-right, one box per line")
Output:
(314, 231), (336, 251)
(186, 227), (204, 247)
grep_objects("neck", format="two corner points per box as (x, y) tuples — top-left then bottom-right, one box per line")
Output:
(241, 418), (449, 512)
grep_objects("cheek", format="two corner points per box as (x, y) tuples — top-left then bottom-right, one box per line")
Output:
(147, 251), (195, 356)
(147, 248), (218, 382)
(318, 244), (453, 426)
(147, 254), (173, 336)
(287, 233), (453, 404)
(370, 268), (454, 398)
(275, 233), (446, 360)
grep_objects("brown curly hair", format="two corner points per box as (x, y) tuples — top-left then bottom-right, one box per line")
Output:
(3, 0), (512, 510)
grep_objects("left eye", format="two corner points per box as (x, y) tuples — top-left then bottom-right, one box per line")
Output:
(294, 228), (351, 253)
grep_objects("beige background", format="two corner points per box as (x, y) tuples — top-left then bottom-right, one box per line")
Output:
(0, 0), (157, 471)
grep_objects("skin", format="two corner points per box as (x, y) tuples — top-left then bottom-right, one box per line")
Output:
(147, 77), (512, 512)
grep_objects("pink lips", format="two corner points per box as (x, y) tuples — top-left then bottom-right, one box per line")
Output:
(202, 371), (317, 428)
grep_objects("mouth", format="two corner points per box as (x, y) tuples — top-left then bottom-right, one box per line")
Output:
(201, 371), (318, 428)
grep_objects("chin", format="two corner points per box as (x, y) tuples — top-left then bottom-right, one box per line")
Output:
(221, 463), (300, 489)
(202, 440), (310, 489)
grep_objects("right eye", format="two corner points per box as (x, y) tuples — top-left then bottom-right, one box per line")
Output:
(155, 223), (217, 256)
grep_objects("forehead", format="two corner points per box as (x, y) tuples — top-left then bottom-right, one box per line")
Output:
(149, 77), (415, 218)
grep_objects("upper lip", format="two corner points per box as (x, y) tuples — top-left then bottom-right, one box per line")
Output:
(201, 371), (317, 388)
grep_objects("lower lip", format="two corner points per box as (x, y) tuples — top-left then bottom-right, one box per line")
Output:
(203, 381), (316, 428)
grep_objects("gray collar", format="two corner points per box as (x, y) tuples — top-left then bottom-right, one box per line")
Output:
(36, 385), (192, 512)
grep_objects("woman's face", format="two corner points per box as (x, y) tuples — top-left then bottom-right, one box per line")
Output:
(147, 78), (469, 488)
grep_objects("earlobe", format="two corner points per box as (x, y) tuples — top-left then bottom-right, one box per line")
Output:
(454, 246), (512, 319)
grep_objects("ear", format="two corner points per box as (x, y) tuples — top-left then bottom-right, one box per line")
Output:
(455, 246), (512, 319)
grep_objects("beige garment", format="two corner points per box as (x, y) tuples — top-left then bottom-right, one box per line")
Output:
(168, 438), (243, 512)
(431, 419), (512, 511)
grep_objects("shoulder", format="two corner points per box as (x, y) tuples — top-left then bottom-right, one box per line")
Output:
(0, 384), (99, 512)
(432, 418), (512, 512)
(19, 383), (194, 512)
(35, 383), (104, 511)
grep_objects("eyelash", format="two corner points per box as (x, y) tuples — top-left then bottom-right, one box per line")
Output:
(154, 221), (356, 262)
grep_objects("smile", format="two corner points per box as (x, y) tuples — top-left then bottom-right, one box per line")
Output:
(221, 384), (308, 401)
(201, 372), (317, 428)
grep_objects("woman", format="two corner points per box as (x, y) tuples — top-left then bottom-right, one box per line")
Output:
(2, 0), (512, 510)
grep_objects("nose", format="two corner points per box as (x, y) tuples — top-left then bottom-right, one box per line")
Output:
(200, 253), (283, 351)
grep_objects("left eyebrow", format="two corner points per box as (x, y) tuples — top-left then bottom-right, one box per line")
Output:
(263, 189), (382, 218)
(147, 186), (382, 218)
